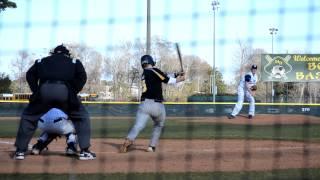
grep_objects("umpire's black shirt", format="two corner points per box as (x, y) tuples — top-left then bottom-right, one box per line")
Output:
(26, 54), (87, 112)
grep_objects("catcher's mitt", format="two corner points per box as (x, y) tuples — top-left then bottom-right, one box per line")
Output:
(251, 85), (257, 91)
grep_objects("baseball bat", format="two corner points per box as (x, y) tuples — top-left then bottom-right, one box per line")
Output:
(175, 43), (184, 73)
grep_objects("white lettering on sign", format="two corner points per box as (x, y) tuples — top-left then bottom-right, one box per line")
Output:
(302, 107), (310, 112)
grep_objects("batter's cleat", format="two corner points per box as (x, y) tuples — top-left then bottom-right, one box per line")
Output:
(79, 149), (96, 160)
(146, 146), (156, 152)
(31, 140), (47, 155)
(248, 115), (253, 119)
(119, 139), (134, 153)
(65, 142), (77, 156)
(13, 151), (25, 160)
(228, 114), (236, 119)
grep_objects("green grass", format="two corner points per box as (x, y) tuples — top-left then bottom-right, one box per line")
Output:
(1, 169), (320, 180)
(1, 117), (320, 141)
(1, 117), (320, 179)
(91, 117), (320, 141)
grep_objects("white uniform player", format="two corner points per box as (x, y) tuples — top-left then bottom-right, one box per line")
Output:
(31, 108), (78, 155)
(228, 65), (258, 119)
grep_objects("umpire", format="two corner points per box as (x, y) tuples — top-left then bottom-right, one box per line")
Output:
(14, 44), (95, 160)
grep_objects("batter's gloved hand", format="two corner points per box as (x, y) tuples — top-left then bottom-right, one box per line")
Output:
(251, 85), (257, 91)
(174, 71), (185, 78)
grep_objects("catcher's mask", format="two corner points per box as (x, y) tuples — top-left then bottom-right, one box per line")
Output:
(245, 74), (251, 82)
(141, 55), (155, 67)
(51, 44), (71, 56)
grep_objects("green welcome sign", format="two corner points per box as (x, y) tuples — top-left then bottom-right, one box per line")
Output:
(261, 54), (320, 82)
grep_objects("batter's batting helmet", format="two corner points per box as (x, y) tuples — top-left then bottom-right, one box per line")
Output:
(141, 55), (155, 67)
(245, 74), (251, 82)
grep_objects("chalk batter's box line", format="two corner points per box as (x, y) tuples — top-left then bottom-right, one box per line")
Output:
(1, 140), (319, 155)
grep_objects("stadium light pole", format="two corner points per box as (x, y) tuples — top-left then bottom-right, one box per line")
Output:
(211, 0), (219, 102)
(269, 28), (278, 54)
(146, 0), (151, 55)
(269, 27), (278, 103)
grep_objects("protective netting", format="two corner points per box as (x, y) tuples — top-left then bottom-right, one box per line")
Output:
(0, 102), (318, 179)
(0, 0), (319, 179)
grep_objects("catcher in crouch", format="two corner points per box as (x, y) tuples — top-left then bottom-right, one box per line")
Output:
(228, 64), (258, 119)
(119, 54), (185, 153)
(31, 108), (78, 156)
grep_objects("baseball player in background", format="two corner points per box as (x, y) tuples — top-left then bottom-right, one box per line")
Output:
(228, 65), (258, 119)
(31, 108), (78, 156)
(119, 55), (185, 153)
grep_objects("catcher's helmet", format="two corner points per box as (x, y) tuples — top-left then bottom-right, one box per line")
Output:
(251, 64), (258, 69)
(244, 74), (251, 82)
(141, 55), (155, 67)
(52, 44), (70, 56)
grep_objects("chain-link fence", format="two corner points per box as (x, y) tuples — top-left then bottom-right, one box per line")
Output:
(0, 0), (319, 179)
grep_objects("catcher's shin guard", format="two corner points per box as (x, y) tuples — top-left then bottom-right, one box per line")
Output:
(65, 133), (78, 155)
(119, 139), (134, 153)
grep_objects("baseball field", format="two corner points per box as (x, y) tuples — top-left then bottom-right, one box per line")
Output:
(1, 111), (320, 180)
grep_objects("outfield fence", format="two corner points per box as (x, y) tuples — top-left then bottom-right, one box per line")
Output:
(0, 101), (319, 117)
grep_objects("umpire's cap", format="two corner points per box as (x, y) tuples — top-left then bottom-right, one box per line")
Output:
(141, 54), (155, 67)
(51, 44), (70, 56)
(251, 64), (258, 69)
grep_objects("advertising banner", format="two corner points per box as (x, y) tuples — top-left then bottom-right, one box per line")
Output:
(261, 54), (320, 82)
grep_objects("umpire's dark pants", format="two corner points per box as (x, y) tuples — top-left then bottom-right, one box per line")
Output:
(14, 83), (91, 152)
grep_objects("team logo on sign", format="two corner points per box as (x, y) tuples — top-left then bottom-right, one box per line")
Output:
(263, 55), (292, 80)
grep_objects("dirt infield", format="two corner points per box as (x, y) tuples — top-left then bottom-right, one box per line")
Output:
(1, 138), (320, 174)
(183, 114), (320, 125)
(1, 114), (320, 174)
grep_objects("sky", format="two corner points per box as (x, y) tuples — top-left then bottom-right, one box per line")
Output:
(0, 0), (319, 83)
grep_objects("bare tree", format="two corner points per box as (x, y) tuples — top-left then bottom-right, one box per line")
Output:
(68, 44), (104, 95)
(309, 83), (320, 103)
(10, 51), (32, 93)
(100, 38), (226, 102)
(102, 40), (147, 101)
(230, 40), (269, 101)
(293, 82), (320, 103)
(232, 40), (254, 82)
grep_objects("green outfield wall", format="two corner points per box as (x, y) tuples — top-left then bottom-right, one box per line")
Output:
(0, 101), (318, 117)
